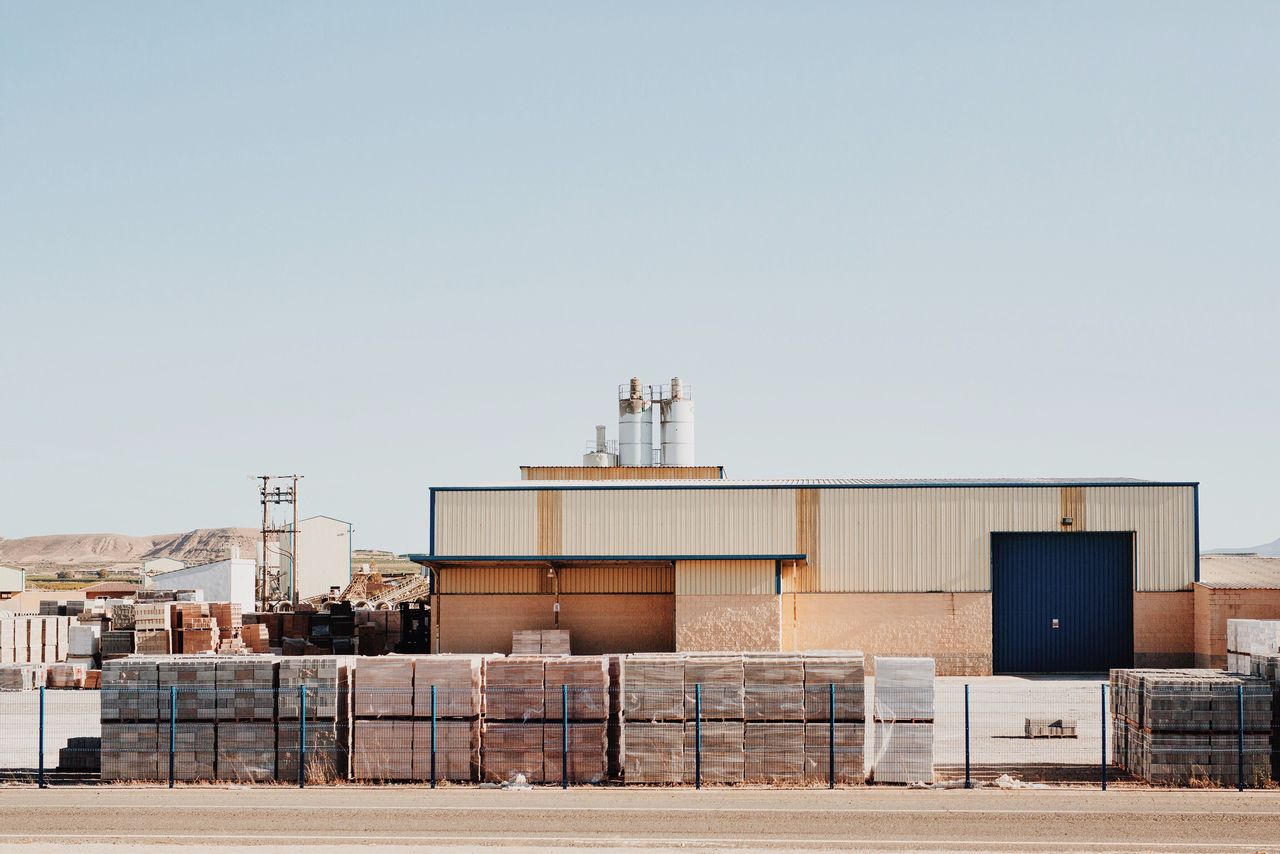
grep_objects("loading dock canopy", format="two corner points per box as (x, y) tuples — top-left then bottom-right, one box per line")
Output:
(408, 554), (806, 567)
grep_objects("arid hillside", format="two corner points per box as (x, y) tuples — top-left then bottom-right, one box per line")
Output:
(0, 527), (260, 572)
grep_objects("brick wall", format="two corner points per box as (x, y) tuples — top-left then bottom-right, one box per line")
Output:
(1192, 584), (1280, 668)
(1133, 590), (1194, 668)
(674, 594), (780, 652)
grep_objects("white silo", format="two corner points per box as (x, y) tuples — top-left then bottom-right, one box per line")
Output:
(660, 376), (695, 466)
(582, 424), (618, 467)
(618, 377), (654, 466)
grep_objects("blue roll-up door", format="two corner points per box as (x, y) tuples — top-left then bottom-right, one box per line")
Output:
(991, 532), (1134, 673)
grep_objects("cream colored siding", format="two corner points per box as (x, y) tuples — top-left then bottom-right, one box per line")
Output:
(676, 559), (774, 595)
(1083, 486), (1195, 591)
(438, 566), (544, 594)
(560, 488), (794, 555)
(435, 491), (537, 555)
(560, 565), (675, 593)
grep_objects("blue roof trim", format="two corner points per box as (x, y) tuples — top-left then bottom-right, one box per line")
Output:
(430, 481), (1199, 493)
(408, 553), (806, 564)
(1193, 484), (1200, 583)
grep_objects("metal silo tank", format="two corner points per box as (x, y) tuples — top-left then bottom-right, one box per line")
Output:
(660, 377), (695, 466)
(618, 377), (653, 466)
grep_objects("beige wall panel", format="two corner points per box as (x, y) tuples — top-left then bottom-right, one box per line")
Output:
(676, 560), (774, 595)
(559, 565), (675, 594)
(536, 490), (563, 555)
(675, 594), (781, 652)
(560, 488), (795, 555)
(1083, 486), (1195, 591)
(816, 488), (1061, 593)
(435, 491), (537, 555)
(1133, 590), (1194, 668)
(438, 566), (545, 594)
(1192, 584), (1280, 669)
(435, 593), (674, 654)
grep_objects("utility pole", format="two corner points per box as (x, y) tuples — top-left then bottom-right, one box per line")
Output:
(256, 474), (302, 610)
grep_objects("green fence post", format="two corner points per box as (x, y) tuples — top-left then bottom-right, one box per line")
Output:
(430, 684), (437, 789)
(37, 685), (46, 789)
(828, 683), (836, 789)
(694, 683), (702, 790)
(561, 684), (569, 790)
(169, 685), (176, 788)
(964, 683), (971, 789)
(298, 685), (307, 789)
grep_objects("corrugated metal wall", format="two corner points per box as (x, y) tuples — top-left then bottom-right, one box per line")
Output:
(1083, 486), (1195, 591)
(435, 490), (537, 555)
(520, 466), (723, 481)
(676, 559), (774, 595)
(438, 566), (545, 594)
(437, 564), (674, 594)
(559, 564), (674, 593)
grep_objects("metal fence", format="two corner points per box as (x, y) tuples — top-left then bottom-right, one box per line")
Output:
(0, 680), (1272, 789)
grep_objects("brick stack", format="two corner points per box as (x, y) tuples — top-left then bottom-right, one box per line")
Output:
(278, 656), (352, 784)
(1227, 620), (1280, 676)
(158, 659), (218, 781)
(133, 604), (171, 656)
(511, 629), (571, 655)
(620, 655), (685, 783)
(46, 662), (87, 689)
(0, 616), (17, 665)
(803, 653), (866, 784)
(67, 624), (100, 669)
(413, 655), (482, 782)
(169, 603), (206, 654)
(871, 657), (934, 784)
(482, 657), (547, 782)
(352, 657), (416, 780)
(1111, 669), (1272, 787)
(243, 624), (271, 653)
(210, 603), (244, 653)
(1250, 654), (1280, 779)
(0, 664), (42, 691)
(101, 659), (160, 780)
(216, 658), (278, 781)
(544, 657), (609, 783)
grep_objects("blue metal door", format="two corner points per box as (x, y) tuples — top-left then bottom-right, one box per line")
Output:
(991, 532), (1133, 673)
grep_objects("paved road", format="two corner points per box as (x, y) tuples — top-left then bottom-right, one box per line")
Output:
(1, 787), (1277, 851)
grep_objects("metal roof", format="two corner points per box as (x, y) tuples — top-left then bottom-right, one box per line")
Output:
(1196, 555), (1280, 590)
(432, 477), (1192, 492)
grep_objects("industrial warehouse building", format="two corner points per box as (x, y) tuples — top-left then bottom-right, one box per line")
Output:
(409, 378), (1200, 675)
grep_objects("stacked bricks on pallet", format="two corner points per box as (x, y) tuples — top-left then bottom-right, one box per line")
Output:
(278, 656), (351, 784)
(871, 657), (935, 784)
(1250, 654), (1280, 779)
(100, 659), (161, 780)
(133, 604), (172, 656)
(413, 656), (482, 782)
(0, 616), (15, 664)
(545, 657), (610, 783)
(211, 603), (245, 654)
(1227, 619), (1280, 676)
(619, 655), (684, 783)
(215, 658), (277, 783)
(158, 659), (218, 781)
(0, 664), (42, 691)
(169, 603), (205, 655)
(512, 629), (571, 655)
(803, 653), (866, 784)
(739, 655), (804, 784)
(46, 662), (88, 689)
(353, 657), (416, 780)
(1110, 669), (1272, 787)
(482, 656), (547, 783)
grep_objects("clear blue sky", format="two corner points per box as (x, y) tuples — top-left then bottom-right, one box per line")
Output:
(2, 2), (1276, 553)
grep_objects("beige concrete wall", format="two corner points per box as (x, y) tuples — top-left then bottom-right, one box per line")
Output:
(782, 592), (993, 676)
(1133, 590), (1194, 668)
(0, 590), (88, 612)
(435, 593), (674, 655)
(1192, 584), (1280, 668)
(675, 594), (780, 652)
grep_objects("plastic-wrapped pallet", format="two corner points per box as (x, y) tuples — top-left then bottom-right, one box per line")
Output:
(683, 721), (745, 783)
(134, 629), (171, 656)
(353, 719), (414, 780)
(545, 657), (609, 721)
(744, 722), (804, 782)
(744, 655), (805, 721)
(621, 655), (684, 722)
(544, 721), (607, 783)
(684, 655), (744, 720)
(873, 657), (935, 721)
(411, 719), (479, 781)
(47, 662), (87, 689)
(279, 721), (345, 784)
(278, 656), (348, 720)
(872, 657), (934, 784)
(804, 722), (865, 784)
(0, 664), (40, 691)
(873, 722), (934, 784)
(541, 630), (571, 655)
(0, 617), (14, 665)
(511, 630), (542, 655)
(353, 657), (414, 717)
(483, 657), (545, 722)
(217, 722), (276, 782)
(481, 721), (544, 783)
(621, 722), (683, 783)
(68, 625), (99, 658)
(802, 652), (865, 721)
(414, 655), (483, 718)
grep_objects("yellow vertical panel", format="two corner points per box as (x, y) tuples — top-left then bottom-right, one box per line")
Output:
(560, 489), (795, 555)
(1083, 486), (1195, 591)
(795, 490), (820, 592)
(537, 491), (563, 555)
(676, 559), (774, 595)
(435, 491), (537, 555)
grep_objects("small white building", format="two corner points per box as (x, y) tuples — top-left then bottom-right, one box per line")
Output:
(150, 555), (256, 612)
(0, 565), (25, 598)
(142, 557), (185, 577)
(280, 515), (353, 600)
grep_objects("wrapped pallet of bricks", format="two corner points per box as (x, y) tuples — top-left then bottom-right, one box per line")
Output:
(217, 721), (276, 782)
(621, 654), (684, 722)
(481, 721), (544, 783)
(1228, 620), (1280, 675)
(47, 662), (87, 689)
(412, 718), (480, 782)
(180, 617), (218, 654)
(802, 651), (866, 784)
(68, 624), (100, 661)
(545, 721), (607, 784)
(1250, 654), (1280, 778)
(134, 628), (172, 656)
(872, 657), (935, 784)
(744, 655), (805, 721)
(484, 657), (545, 722)
(0, 664), (41, 691)
(158, 658), (218, 721)
(511, 630), (542, 655)
(216, 658), (277, 723)
(353, 719), (414, 781)
(278, 656), (351, 783)
(541, 630), (571, 655)
(805, 722), (866, 784)
(409, 655), (481, 782)
(684, 655), (744, 720)
(683, 720), (745, 783)
(546, 656), (610, 721)
(100, 659), (160, 781)
(354, 656), (414, 717)
(621, 722), (682, 783)
(134, 603), (170, 632)
(745, 721), (804, 783)
(243, 624), (270, 653)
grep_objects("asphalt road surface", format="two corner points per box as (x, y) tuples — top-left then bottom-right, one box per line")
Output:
(0, 787), (1278, 852)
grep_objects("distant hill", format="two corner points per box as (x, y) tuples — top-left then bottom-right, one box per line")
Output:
(1203, 537), (1280, 558)
(0, 528), (260, 572)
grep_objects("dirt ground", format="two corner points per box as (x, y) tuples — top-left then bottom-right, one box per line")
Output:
(0, 787), (1278, 851)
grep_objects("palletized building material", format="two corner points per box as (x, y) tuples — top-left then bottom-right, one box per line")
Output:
(59, 736), (101, 772)
(160, 722), (217, 781)
(872, 722), (934, 783)
(803, 653), (865, 721)
(216, 722), (276, 782)
(277, 656), (348, 720)
(109, 603), (136, 630)
(279, 721), (346, 783)
(215, 659), (277, 721)
(744, 722), (804, 782)
(411, 719), (479, 781)
(353, 657), (414, 718)
(134, 629), (171, 656)
(621, 655), (684, 722)
(804, 722), (865, 783)
(413, 655), (482, 718)
(683, 721), (745, 783)
(100, 723), (160, 781)
(0, 664), (40, 691)
(512, 630), (542, 655)
(68, 625), (99, 658)
(481, 721), (544, 783)
(133, 603), (171, 631)
(684, 656), (744, 720)
(158, 659), (218, 721)
(47, 662), (87, 689)
(353, 719), (414, 780)
(483, 657), (545, 722)
(100, 630), (134, 658)
(101, 660), (159, 721)
(0, 617), (15, 664)
(545, 657), (609, 721)
(873, 657), (935, 721)
(621, 722), (683, 783)
(543, 721), (607, 783)
(541, 630), (571, 655)
(744, 656), (805, 721)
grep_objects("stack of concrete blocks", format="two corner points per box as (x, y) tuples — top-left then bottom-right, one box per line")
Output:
(1227, 620), (1280, 676)
(215, 658), (277, 782)
(802, 653), (867, 784)
(67, 623), (100, 670)
(482, 656), (547, 782)
(872, 657), (935, 784)
(100, 659), (161, 780)
(545, 657), (610, 784)
(133, 604), (172, 655)
(0, 616), (71, 665)
(278, 656), (352, 784)
(59, 736), (101, 772)
(158, 659), (218, 781)
(414, 656), (482, 782)
(103, 604), (136, 659)
(0, 664), (43, 691)
(741, 655), (809, 784)
(1110, 669), (1272, 787)
(352, 657), (416, 780)
(1249, 654), (1280, 779)
(619, 655), (685, 783)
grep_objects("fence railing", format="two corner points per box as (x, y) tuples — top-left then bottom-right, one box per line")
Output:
(0, 681), (1272, 789)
